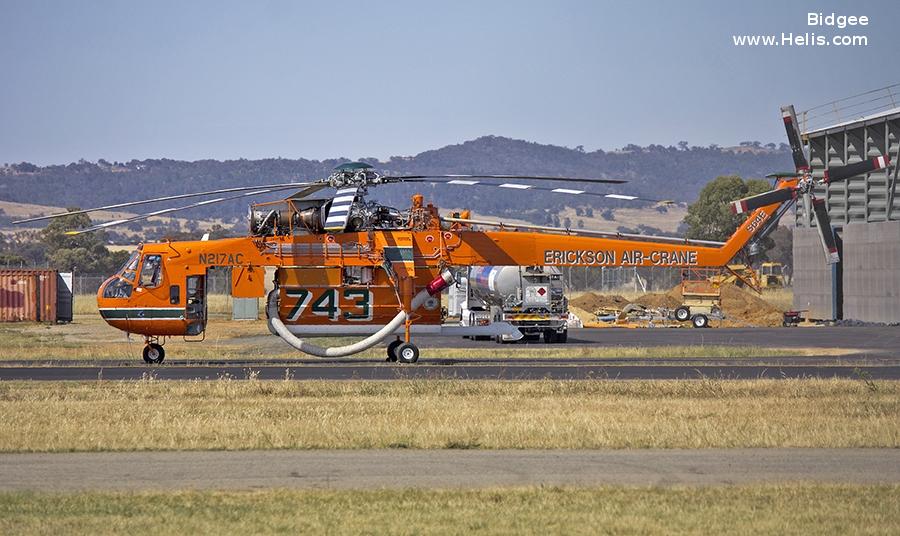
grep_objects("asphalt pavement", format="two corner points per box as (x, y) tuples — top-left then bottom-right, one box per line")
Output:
(1, 449), (897, 491)
(2, 326), (898, 381)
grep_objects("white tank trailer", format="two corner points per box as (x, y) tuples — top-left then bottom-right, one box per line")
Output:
(458, 266), (569, 343)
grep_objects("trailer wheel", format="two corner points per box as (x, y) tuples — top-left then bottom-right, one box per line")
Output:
(675, 306), (691, 322)
(691, 314), (709, 329)
(542, 330), (557, 344)
(396, 342), (420, 364)
(386, 339), (401, 362)
(557, 330), (568, 343)
(142, 343), (165, 364)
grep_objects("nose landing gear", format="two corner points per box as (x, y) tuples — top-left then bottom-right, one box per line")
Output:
(142, 337), (165, 364)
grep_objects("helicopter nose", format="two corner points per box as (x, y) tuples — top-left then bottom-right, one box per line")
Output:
(96, 276), (128, 328)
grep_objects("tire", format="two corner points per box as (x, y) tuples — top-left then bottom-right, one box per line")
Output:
(675, 306), (691, 322)
(692, 314), (709, 329)
(542, 330), (557, 344)
(396, 342), (420, 364)
(142, 343), (165, 364)
(386, 339), (401, 362)
(557, 330), (568, 343)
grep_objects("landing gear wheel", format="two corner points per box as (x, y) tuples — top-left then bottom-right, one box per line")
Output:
(675, 306), (691, 322)
(543, 330), (557, 344)
(691, 314), (709, 329)
(142, 343), (165, 364)
(386, 339), (401, 362)
(396, 342), (420, 364)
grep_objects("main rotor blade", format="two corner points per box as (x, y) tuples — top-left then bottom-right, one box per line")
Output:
(823, 156), (891, 184)
(427, 179), (671, 204)
(65, 188), (285, 235)
(730, 188), (796, 214)
(289, 184), (329, 200)
(323, 187), (362, 232)
(13, 182), (314, 224)
(811, 197), (840, 264)
(781, 105), (810, 172)
(387, 174), (627, 185)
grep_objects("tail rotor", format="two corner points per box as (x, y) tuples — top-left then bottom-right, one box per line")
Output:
(729, 104), (893, 265)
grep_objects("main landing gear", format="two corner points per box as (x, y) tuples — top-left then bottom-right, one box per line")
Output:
(142, 337), (165, 364)
(386, 337), (420, 364)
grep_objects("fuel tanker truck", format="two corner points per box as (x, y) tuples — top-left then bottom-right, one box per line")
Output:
(452, 266), (569, 343)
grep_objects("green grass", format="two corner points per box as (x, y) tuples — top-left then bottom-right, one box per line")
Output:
(0, 485), (897, 535)
(1, 379), (897, 451)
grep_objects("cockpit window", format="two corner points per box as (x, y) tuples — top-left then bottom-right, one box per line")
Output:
(139, 255), (163, 288)
(102, 277), (133, 299)
(118, 251), (140, 282)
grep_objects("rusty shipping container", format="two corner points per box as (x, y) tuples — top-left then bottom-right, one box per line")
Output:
(0, 269), (58, 322)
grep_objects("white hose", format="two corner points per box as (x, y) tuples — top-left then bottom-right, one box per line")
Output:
(266, 272), (450, 358)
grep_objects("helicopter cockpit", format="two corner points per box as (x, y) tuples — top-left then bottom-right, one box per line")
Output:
(101, 249), (141, 299)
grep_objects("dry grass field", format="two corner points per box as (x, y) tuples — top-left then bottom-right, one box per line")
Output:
(0, 379), (896, 451)
(0, 485), (898, 535)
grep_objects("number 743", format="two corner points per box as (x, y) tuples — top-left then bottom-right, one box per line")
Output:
(283, 288), (373, 321)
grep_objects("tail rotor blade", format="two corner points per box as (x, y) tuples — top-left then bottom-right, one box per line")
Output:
(730, 188), (795, 214)
(781, 105), (810, 172)
(823, 156), (891, 184)
(811, 198), (840, 264)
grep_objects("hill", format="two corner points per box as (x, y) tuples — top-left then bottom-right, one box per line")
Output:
(0, 137), (792, 228)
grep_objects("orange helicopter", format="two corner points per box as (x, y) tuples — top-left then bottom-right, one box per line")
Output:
(16, 105), (891, 364)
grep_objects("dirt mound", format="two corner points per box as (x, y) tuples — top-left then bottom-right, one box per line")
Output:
(719, 284), (784, 327)
(568, 305), (598, 327)
(570, 292), (630, 312)
(631, 292), (681, 310)
(570, 283), (784, 327)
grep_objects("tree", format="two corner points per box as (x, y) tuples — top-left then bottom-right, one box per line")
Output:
(682, 175), (770, 242)
(40, 211), (129, 273)
(765, 226), (793, 267)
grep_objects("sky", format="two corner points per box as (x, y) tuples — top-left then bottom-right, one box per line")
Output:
(1, 0), (898, 165)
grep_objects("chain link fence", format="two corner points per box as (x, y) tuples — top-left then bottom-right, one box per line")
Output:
(560, 266), (683, 293)
(72, 269), (233, 296)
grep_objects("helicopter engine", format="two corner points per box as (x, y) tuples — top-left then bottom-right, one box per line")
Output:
(249, 199), (407, 236)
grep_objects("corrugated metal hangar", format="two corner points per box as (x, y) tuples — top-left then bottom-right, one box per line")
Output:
(793, 89), (900, 322)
